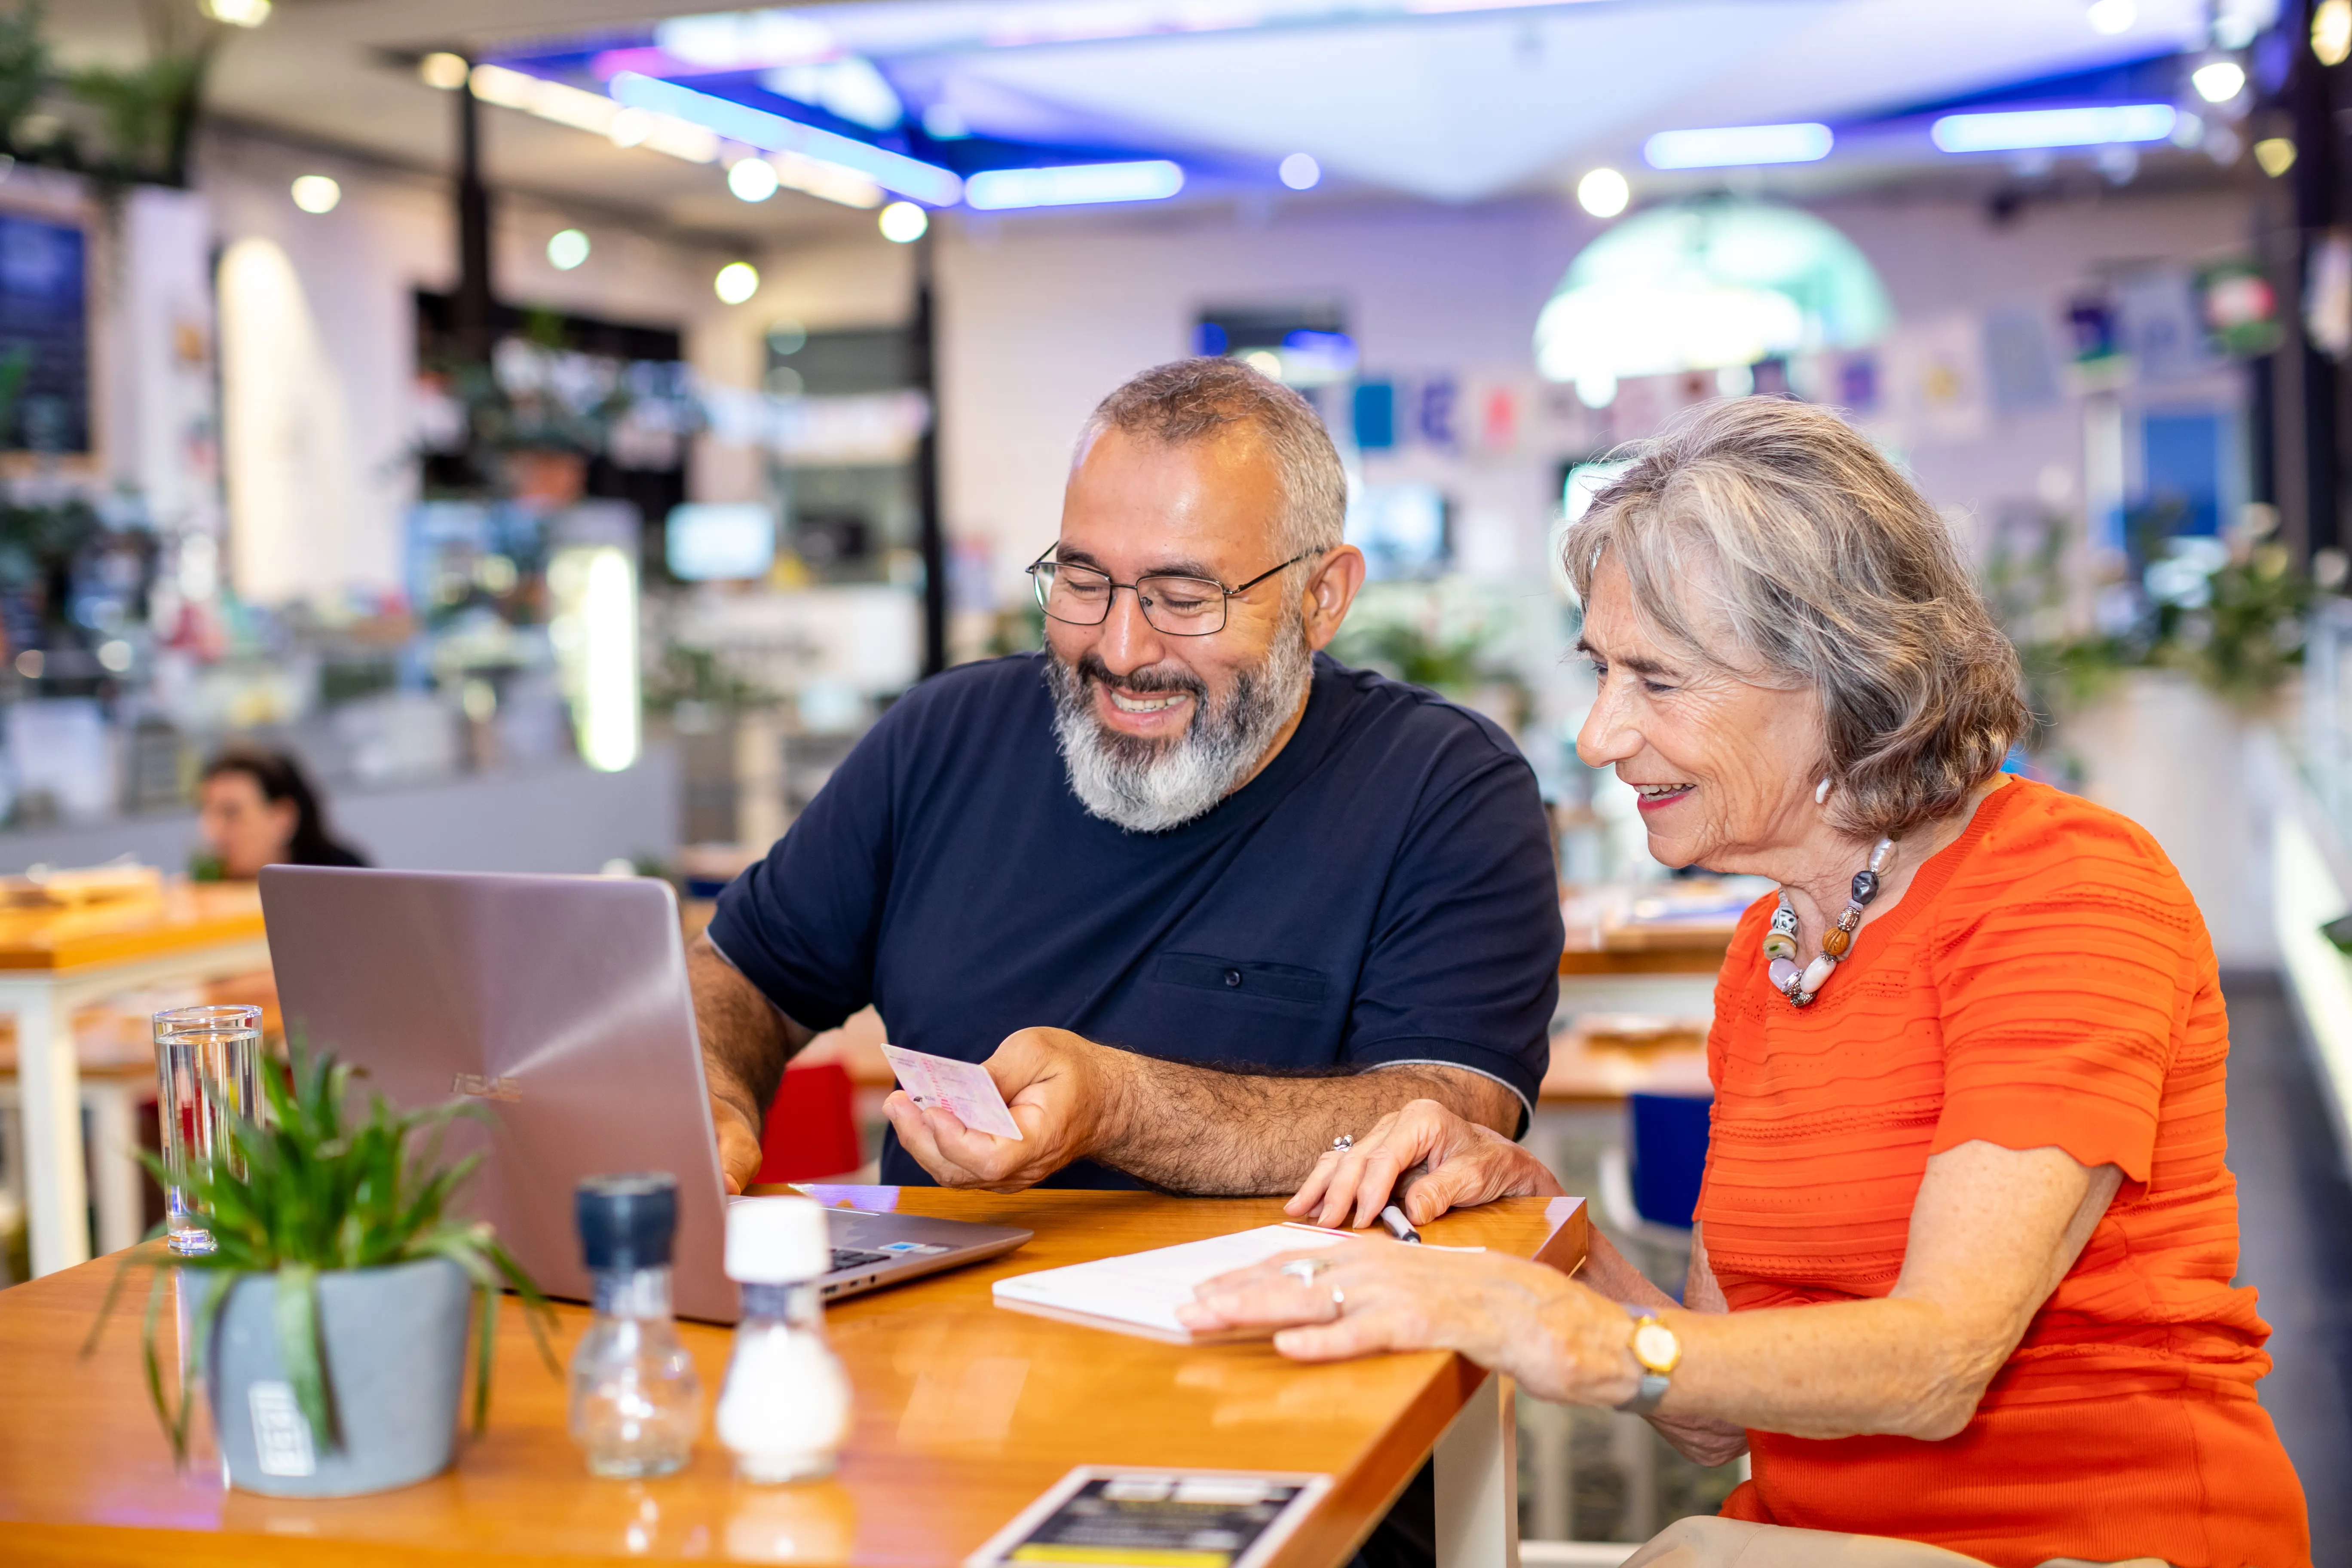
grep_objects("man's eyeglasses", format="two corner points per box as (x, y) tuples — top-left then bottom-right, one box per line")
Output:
(1026, 548), (1319, 636)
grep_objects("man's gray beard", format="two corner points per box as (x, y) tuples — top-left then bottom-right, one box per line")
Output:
(1047, 623), (1315, 835)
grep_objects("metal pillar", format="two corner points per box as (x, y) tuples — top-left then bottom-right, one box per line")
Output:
(912, 234), (948, 678)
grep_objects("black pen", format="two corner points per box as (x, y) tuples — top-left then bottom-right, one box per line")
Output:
(1378, 1204), (1422, 1244)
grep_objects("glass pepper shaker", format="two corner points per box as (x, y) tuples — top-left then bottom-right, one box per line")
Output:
(569, 1172), (703, 1478)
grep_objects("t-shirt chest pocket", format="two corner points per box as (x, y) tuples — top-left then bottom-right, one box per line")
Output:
(1151, 952), (1332, 1012)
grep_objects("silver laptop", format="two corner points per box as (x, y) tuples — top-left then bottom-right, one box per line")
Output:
(258, 865), (1031, 1323)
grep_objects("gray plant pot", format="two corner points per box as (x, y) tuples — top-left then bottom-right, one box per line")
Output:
(185, 1256), (472, 1497)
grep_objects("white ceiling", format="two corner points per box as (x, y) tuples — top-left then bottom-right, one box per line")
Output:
(49, 0), (2219, 226)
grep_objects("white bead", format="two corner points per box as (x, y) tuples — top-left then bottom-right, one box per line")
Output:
(1868, 837), (1896, 875)
(1801, 954), (1838, 995)
(1768, 956), (1803, 994)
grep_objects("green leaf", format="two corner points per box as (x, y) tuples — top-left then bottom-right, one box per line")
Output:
(274, 1263), (335, 1455)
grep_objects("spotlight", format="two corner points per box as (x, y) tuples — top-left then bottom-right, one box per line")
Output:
(2316, 0), (2352, 66)
(419, 52), (469, 90)
(1577, 167), (1629, 218)
(878, 201), (928, 242)
(290, 175), (341, 214)
(1278, 153), (1320, 190)
(2192, 57), (2247, 103)
(728, 158), (781, 202)
(548, 229), (591, 270)
(201, 0), (271, 25)
(2085, 0), (2135, 34)
(2255, 137), (2297, 176)
(715, 261), (761, 305)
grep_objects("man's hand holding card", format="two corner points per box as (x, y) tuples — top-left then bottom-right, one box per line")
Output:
(882, 1028), (1120, 1191)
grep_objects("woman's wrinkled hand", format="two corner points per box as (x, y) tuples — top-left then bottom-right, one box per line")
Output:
(1174, 1239), (1642, 1406)
(1285, 1098), (1565, 1230)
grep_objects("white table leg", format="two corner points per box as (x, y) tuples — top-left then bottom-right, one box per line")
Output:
(86, 1081), (145, 1255)
(1435, 1369), (1519, 1568)
(12, 983), (91, 1276)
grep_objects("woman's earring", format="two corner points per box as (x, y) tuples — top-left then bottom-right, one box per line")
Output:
(1815, 777), (1832, 805)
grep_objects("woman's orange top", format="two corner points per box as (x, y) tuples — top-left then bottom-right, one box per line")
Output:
(1698, 777), (2310, 1567)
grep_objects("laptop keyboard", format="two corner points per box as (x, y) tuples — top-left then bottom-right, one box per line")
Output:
(830, 1247), (895, 1274)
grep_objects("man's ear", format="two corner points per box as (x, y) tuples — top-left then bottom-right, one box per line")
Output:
(1301, 545), (1367, 651)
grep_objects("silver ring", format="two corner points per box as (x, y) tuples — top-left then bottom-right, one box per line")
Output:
(1330, 1134), (1354, 1154)
(1329, 1285), (1346, 1315)
(1281, 1257), (1332, 1284)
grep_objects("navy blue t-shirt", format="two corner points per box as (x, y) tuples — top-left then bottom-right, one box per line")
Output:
(708, 651), (1562, 1188)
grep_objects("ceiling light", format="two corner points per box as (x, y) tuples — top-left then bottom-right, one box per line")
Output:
(610, 72), (962, 206)
(2255, 136), (2297, 175)
(289, 175), (341, 214)
(1279, 153), (1321, 190)
(548, 229), (591, 270)
(770, 149), (883, 208)
(963, 160), (1184, 210)
(1577, 167), (1629, 218)
(2318, 0), (2352, 65)
(2085, 0), (2135, 34)
(419, 51), (469, 90)
(728, 157), (781, 202)
(878, 201), (928, 242)
(922, 104), (971, 139)
(1644, 123), (1832, 170)
(469, 64), (718, 163)
(715, 261), (761, 304)
(201, 0), (271, 26)
(2192, 58), (2247, 103)
(1930, 104), (2177, 153)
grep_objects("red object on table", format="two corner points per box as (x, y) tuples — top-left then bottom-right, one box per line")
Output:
(756, 1062), (863, 1182)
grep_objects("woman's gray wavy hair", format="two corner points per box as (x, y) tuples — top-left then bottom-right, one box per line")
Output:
(1562, 398), (2029, 840)
(1076, 358), (1347, 558)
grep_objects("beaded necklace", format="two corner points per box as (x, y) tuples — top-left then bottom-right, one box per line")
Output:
(1765, 836), (1897, 1007)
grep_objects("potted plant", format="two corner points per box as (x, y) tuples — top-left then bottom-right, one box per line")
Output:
(86, 1046), (554, 1497)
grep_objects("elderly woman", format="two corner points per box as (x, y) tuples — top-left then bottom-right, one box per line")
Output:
(1177, 400), (2309, 1568)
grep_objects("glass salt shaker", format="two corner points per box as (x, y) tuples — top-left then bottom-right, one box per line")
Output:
(715, 1197), (853, 1483)
(570, 1173), (703, 1478)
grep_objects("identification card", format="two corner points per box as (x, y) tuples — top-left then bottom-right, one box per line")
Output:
(880, 1042), (1024, 1141)
(966, 1467), (1332, 1568)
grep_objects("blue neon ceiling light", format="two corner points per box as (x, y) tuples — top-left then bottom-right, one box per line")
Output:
(608, 71), (963, 204)
(1929, 103), (2177, 153)
(1644, 123), (1834, 170)
(964, 160), (1185, 209)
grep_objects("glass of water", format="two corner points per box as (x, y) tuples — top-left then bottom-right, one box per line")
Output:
(151, 1005), (263, 1255)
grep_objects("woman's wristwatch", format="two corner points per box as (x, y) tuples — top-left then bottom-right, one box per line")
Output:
(1614, 1302), (1682, 1415)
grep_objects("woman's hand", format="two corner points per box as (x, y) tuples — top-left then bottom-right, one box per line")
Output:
(1285, 1098), (1565, 1230)
(1174, 1240), (1642, 1406)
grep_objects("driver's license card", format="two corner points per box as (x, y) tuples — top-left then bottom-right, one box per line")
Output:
(879, 1043), (1024, 1140)
(966, 1467), (1332, 1568)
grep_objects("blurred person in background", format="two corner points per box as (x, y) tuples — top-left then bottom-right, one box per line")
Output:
(195, 746), (369, 879)
(1179, 398), (2310, 1568)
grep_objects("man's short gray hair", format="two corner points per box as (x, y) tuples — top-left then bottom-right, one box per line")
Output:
(1562, 397), (2030, 840)
(1077, 358), (1348, 560)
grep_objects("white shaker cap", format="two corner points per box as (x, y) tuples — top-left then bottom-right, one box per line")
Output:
(726, 1196), (832, 1283)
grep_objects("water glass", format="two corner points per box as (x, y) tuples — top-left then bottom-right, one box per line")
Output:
(151, 1005), (262, 1256)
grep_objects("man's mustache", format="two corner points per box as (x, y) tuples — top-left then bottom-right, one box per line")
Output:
(1072, 652), (1208, 701)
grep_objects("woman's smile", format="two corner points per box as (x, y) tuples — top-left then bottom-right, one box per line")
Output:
(1630, 781), (1695, 813)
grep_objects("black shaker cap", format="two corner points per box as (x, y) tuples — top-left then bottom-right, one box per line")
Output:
(576, 1172), (679, 1271)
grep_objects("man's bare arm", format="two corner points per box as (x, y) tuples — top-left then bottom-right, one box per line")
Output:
(1101, 1056), (1522, 1194)
(888, 1026), (1525, 1196)
(688, 933), (817, 1191)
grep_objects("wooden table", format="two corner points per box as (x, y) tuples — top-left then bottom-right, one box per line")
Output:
(0, 1186), (1589, 1568)
(0, 883), (271, 1277)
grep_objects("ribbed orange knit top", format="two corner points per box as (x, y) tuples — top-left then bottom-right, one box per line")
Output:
(1698, 778), (2309, 1568)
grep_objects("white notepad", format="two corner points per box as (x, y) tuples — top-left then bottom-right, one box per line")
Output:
(992, 1224), (1347, 1344)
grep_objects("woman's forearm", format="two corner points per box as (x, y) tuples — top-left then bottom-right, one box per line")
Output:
(1656, 1294), (2000, 1440)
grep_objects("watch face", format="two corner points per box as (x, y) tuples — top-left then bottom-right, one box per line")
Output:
(1632, 1320), (1681, 1375)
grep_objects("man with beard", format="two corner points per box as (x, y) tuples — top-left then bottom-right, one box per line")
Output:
(691, 357), (1562, 1206)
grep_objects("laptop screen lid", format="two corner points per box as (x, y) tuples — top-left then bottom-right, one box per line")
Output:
(259, 866), (740, 1322)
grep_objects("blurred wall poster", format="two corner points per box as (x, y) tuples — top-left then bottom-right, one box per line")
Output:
(0, 212), (88, 453)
